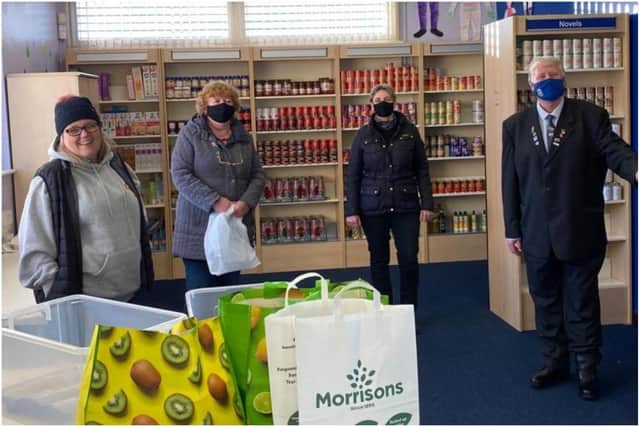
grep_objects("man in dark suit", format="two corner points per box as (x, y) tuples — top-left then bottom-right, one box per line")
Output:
(502, 56), (637, 400)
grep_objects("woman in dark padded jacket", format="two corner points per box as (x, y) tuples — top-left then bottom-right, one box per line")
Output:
(345, 84), (434, 327)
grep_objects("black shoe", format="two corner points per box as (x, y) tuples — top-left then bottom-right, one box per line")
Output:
(530, 367), (570, 389)
(413, 28), (427, 38)
(578, 370), (600, 400)
(430, 28), (444, 37)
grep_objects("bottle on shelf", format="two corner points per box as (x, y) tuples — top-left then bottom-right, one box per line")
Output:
(438, 205), (446, 233)
(481, 209), (487, 232)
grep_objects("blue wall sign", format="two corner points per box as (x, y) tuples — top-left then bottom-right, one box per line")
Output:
(526, 17), (617, 31)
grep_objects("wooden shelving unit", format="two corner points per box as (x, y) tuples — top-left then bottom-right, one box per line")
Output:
(159, 47), (253, 279)
(483, 14), (631, 331)
(61, 37), (634, 278)
(66, 49), (173, 280)
(423, 41), (488, 263)
(337, 42), (430, 266)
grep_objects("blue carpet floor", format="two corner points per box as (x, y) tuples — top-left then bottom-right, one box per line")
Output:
(141, 261), (638, 425)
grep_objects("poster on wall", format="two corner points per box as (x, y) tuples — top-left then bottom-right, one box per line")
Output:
(495, 2), (529, 19)
(401, 2), (497, 42)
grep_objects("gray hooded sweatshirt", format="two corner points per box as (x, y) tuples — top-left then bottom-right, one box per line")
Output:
(18, 137), (143, 301)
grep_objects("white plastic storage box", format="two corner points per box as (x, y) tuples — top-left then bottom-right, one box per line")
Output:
(186, 283), (262, 319)
(2, 328), (86, 424)
(1, 294), (186, 350)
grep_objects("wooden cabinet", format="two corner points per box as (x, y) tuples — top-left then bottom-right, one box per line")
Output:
(7, 72), (99, 224)
(483, 14), (631, 330)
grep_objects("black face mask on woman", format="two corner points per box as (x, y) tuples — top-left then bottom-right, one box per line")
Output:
(207, 103), (235, 123)
(373, 101), (394, 117)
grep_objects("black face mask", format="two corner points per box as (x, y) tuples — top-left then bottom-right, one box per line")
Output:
(207, 103), (235, 123)
(374, 101), (394, 117)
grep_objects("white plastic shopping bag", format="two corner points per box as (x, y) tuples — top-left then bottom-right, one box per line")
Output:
(264, 272), (332, 425)
(203, 206), (260, 275)
(295, 282), (420, 425)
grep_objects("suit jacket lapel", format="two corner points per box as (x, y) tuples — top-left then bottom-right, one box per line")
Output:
(527, 107), (547, 163)
(545, 99), (575, 165)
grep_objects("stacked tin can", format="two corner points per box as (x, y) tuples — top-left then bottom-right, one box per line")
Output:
(424, 100), (461, 125)
(340, 61), (418, 94)
(261, 176), (326, 203)
(424, 67), (482, 91)
(425, 135), (483, 158)
(471, 99), (483, 123)
(565, 86), (614, 114)
(261, 215), (327, 244)
(255, 105), (336, 132)
(431, 177), (486, 195)
(342, 102), (417, 129)
(165, 75), (249, 98)
(519, 37), (622, 71)
(255, 78), (334, 97)
(257, 139), (338, 166)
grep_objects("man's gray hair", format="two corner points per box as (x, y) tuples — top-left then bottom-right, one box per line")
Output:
(528, 56), (565, 83)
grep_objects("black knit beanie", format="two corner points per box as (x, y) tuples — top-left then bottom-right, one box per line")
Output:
(54, 96), (101, 136)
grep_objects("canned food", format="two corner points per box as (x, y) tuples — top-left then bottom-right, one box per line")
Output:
(543, 39), (553, 56)
(261, 218), (276, 244)
(293, 217), (308, 242)
(263, 178), (275, 202)
(563, 53), (573, 70)
(310, 216), (326, 241)
(276, 178), (292, 202)
(573, 50), (583, 69)
(583, 51), (593, 69)
(593, 49), (602, 68)
(553, 39), (563, 57)
(293, 176), (309, 201)
(613, 51), (623, 68)
(472, 111), (484, 123)
(613, 37), (622, 52)
(533, 39), (543, 57)
(572, 38), (583, 55)
(275, 218), (290, 243)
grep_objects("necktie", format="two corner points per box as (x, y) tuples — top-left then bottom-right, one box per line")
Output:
(545, 114), (555, 153)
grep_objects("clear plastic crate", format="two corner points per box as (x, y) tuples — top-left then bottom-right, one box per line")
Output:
(185, 283), (262, 319)
(1, 294), (185, 350)
(2, 328), (86, 424)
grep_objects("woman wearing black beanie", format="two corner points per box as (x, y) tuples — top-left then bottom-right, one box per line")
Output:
(18, 95), (154, 303)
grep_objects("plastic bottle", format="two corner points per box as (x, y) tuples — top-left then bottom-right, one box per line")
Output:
(481, 209), (487, 232)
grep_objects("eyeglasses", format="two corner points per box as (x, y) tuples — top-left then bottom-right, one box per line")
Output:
(65, 123), (100, 136)
(215, 149), (244, 166)
(373, 97), (394, 104)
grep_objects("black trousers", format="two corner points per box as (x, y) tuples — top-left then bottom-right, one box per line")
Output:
(525, 247), (606, 370)
(361, 212), (420, 306)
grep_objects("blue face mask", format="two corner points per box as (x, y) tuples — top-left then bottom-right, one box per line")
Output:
(532, 78), (565, 101)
